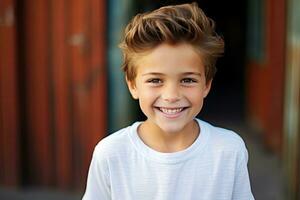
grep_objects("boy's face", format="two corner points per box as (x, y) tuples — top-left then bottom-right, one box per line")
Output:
(127, 43), (211, 134)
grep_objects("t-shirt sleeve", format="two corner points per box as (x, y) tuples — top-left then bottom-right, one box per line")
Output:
(232, 142), (255, 200)
(82, 145), (111, 200)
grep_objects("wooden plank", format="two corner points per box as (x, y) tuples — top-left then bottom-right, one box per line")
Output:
(283, 0), (300, 197)
(84, 0), (107, 184)
(0, 0), (5, 184)
(0, 0), (19, 186)
(265, 0), (286, 152)
(66, 0), (90, 188)
(24, 0), (54, 185)
(246, 0), (286, 153)
(65, 0), (108, 189)
(89, 0), (107, 156)
(50, 0), (72, 188)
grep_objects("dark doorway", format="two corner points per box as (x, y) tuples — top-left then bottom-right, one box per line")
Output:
(195, 1), (247, 125)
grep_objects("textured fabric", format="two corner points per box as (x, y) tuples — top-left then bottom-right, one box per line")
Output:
(82, 119), (254, 200)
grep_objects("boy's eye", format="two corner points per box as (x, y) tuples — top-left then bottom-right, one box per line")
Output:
(181, 78), (197, 83)
(147, 78), (162, 84)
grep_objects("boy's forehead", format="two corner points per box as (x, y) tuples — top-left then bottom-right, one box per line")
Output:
(134, 43), (205, 74)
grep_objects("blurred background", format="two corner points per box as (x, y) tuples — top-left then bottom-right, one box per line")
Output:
(0, 0), (299, 199)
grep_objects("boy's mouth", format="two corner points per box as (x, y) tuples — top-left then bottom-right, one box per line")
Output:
(155, 107), (188, 115)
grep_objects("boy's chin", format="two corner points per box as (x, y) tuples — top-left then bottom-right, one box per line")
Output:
(156, 122), (189, 135)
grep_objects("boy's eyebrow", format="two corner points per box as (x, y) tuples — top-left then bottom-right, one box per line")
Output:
(182, 72), (202, 76)
(142, 72), (164, 76)
(142, 72), (202, 76)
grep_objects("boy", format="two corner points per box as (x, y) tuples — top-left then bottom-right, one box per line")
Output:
(82, 2), (254, 200)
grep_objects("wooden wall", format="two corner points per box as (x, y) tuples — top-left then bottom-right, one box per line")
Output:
(0, 0), (107, 190)
(283, 0), (300, 198)
(0, 0), (20, 186)
(246, 0), (286, 153)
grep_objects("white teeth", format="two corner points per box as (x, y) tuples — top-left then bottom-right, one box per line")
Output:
(159, 107), (183, 114)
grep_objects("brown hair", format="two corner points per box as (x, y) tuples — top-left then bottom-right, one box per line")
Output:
(119, 2), (224, 83)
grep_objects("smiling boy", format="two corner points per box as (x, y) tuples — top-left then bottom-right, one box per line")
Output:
(82, 2), (254, 200)
(128, 43), (210, 153)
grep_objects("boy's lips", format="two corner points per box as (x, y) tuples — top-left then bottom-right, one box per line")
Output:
(154, 106), (189, 118)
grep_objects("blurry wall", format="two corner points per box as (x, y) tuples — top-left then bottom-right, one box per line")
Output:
(107, 0), (138, 133)
(246, 0), (285, 153)
(0, 0), (19, 187)
(246, 0), (300, 198)
(1, 0), (107, 190)
(1, 0), (300, 197)
(283, 0), (300, 198)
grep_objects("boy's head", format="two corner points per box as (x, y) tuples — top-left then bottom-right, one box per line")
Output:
(119, 2), (224, 84)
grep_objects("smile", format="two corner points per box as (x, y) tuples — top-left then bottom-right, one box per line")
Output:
(156, 107), (188, 116)
(159, 107), (183, 114)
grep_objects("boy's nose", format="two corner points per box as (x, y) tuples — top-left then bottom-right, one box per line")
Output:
(162, 84), (180, 103)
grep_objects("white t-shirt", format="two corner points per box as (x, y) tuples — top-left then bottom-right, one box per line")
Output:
(82, 119), (254, 200)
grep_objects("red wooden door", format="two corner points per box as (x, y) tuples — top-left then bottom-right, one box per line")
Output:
(66, 0), (107, 188)
(20, 0), (107, 188)
(0, 0), (107, 189)
(0, 0), (20, 186)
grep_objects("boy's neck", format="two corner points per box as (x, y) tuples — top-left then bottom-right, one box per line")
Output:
(137, 120), (200, 153)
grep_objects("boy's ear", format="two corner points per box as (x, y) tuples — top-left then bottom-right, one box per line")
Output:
(203, 79), (212, 98)
(126, 77), (139, 99)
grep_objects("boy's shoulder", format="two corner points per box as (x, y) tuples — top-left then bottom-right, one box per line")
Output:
(93, 122), (139, 158)
(200, 119), (247, 152)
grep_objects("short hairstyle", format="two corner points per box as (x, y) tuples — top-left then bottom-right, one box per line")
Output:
(119, 2), (224, 83)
